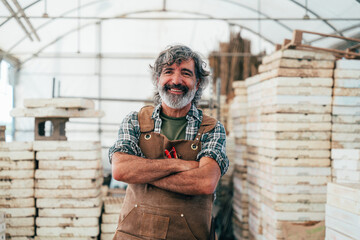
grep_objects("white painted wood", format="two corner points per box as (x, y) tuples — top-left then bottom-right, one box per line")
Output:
(325, 216), (360, 239)
(35, 237), (96, 240)
(38, 207), (101, 217)
(332, 141), (360, 149)
(0, 197), (35, 208)
(332, 115), (360, 124)
(334, 69), (360, 79)
(259, 58), (334, 73)
(103, 197), (124, 214)
(0, 160), (34, 170)
(258, 122), (331, 131)
(24, 98), (94, 109)
(247, 131), (330, 141)
(0, 170), (34, 179)
(260, 165), (330, 176)
(35, 169), (101, 179)
(333, 159), (360, 170)
(10, 108), (104, 118)
(35, 188), (101, 198)
(101, 223), (117, 233)
(262, 203), (324, 221)
(33, 141), (100, 151)
(334, 79), (360, 88)
(262, 49), (335, 64)
(325, 227), (355, 240)
(247, 138), (330, 149)
(326, 204), (360, 226)
(261, 104), (331, 114)
(102, 214), (119, 223)
(332, 149), (360, 160)
(262, 188), (326, 203)
(0, 208), (35, 217)
(263, 198), (324, 212)
(0, 142), (32, 151)
(261, 181), (327, 194)
(333, 169), (360, 182)
(5, 226), (34, 236)
(333, 96), (360, 106)
(258, 171), (330, 185)
(332, 106), (360, 115)
(336, 59), (360, 70)
(0, 179), (34, 189)
(0, 151), (34, 160)
(36, 226), (99, 237)
(36, 151), (101, 161)
(36, 196), (102, 208)
(36, 217), (99, 227)
(260, 114), (331, 123)
(332, 133), (360, 142)
(333, 88), (360, 96)
(37, 160), (101, 170)
(257, 147), (330, 158)
(35, 178), (103, 189)
(332, 123), (360, 132)
(327, 182), (360, 202)
(5, 217), (34, 227)
(0, 188), (33, 199)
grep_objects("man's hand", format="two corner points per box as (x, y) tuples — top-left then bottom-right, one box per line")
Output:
(111, 152), (199, 184)
(150, 156), (221, 195)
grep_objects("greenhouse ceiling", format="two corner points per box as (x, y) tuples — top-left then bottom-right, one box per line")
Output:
(0, 0), (360, 68)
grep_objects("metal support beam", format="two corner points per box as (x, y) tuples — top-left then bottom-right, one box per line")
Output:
(1, 0), (33, 41)
(11, 0), (40, 41)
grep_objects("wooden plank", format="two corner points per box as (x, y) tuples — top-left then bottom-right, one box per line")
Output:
(36, 151), (101, 161)
(261, 181), (327, 194)
(24, 98), (94, 109)
(247, 131), (330, 141)
(263, 198), (324, 212)
(261, 104), (331, 114)
(0, 198), (34, 208)
(333, 96), (360, 106)
(256, 147), (330, 158)
(258, 170), (331, 185)
(101, 213), (118, 223)
(262, 203), (324, 221)
(333, 88), (360, 96)
(36, 226), (99, 237)
(33, 141), (100, 151)
(0, 160), (34, 170)
(103, 197), (124, 214)
(332, 159), (360, 170)
(327, 193), (360, 215)
(37, 160), (101, 170)
(5, 217), (34, 227)
(38, 207), (101, 218)
(260, 165), (330, 176)
(326, 204), (360, 227)
(36, 217), (99, 227)
(336, 59), (360, 70)
(332, 149), (360, 160)
(332, 106), (360, 115)
(35, 178), (102, 189)
(0, 188), (33, 198)
(0, 142), (32, 151)
(334, 79), (360, 88)
(262, 49), (335, 65)
(332, 123), (360, 132)
(35, 188), (101, 199)
(327, 182), (360, 202)
(332, 141), (360, 149)
(0, 179), (34, 189)
(5, 227), (34, 236)
(10, 108), (104, 118)
(325, 227), (355, 240)
(247, 138), (330, 150)
(100, 223), (117, 233)
(334, 69), (360, 79)
(0, 208), (35, 218)
(35, 237), (96, 240)
(257, 95), (332, 106)
(0, 170), (34, 179)
(261, 188), (326, 203)
(332, 115), (360, 124)
(259, 58), (334, 73)
(0, 151), (34, 160)
(254, 87), (332, 96)
(325, 216), (360, 239)
(36, 196), (102, 208)
(332, 169), (360, 182)
(35, 170), (101, 179)
(257, 122), (331, 132)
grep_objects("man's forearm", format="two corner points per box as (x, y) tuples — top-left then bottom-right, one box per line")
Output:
(111, 152), (199, 184)
(150, 157), (221, 195)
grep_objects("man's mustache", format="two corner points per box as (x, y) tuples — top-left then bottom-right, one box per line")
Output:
(163, 84), (189, 93)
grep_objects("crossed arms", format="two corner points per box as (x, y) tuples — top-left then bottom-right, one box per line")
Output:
(111, 152), (221, 195)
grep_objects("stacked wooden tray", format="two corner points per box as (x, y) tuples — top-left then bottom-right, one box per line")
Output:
(0, 142), (35, 239)
(34, 141), (103, 239)
(230, 81), (249, 240)
(332, 59), (360, 150)
(245, 49), (335, 240)
(325, 182), (360, 240)
(1, 212), (5, 240)
(100, 189), (125, 240)
(331, 149), (360, 183)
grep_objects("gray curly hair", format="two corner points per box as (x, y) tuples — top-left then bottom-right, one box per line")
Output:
(150, 45), (210, 106)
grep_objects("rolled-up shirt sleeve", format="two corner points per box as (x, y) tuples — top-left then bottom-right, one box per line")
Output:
(108, 111), (144, 163)
(197, 121), (229, 176)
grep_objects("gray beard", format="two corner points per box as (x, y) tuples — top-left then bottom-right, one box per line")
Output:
(157, 84), (197, 109)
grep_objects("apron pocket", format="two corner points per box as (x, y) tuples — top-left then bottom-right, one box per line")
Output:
(113, 231), (143, 240)
(139, 212), (169, 239)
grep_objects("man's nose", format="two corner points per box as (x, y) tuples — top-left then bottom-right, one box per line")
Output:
(172, 71), (183, 85)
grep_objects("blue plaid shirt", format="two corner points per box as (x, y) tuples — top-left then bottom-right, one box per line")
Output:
(108, 104), (229, 176)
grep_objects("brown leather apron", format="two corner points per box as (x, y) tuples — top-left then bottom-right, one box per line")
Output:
(113, 106), (217, 240)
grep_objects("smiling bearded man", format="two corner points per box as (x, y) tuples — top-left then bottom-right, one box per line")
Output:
(109, 45), (229, 240)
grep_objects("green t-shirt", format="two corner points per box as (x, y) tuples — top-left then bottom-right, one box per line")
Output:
(160, 111), (187, 140)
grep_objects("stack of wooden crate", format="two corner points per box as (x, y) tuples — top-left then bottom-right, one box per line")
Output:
(325, 182), (360, 240)
(101, 189), (126, 240)
(245, 49), (335, 240)
(230, 81), (249, 240)
(331, 59), (360, 183)
(0, 212), (5, 240)
(34, 141), (103, 239)
(0, 142), (35, 239)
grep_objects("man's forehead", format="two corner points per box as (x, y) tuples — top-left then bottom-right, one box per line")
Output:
(163, 59), (195, 70)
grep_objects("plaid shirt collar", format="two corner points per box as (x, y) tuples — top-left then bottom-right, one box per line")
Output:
(152, 103), (203, 140)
